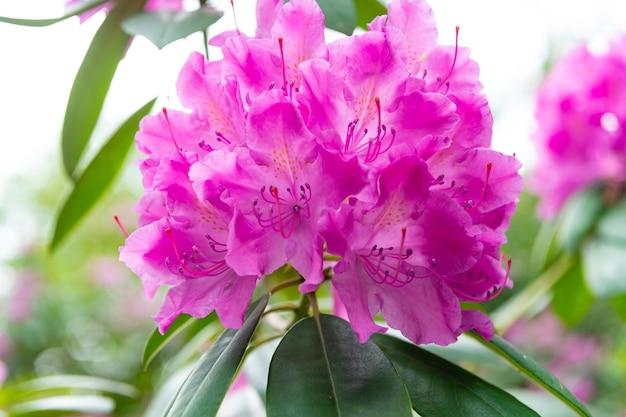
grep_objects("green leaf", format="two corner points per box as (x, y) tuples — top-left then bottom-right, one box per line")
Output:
(611, 294), (626, 321)
(62, 0), (147, 179)
(163, 294), (269, 417)
(0, 0), (109, 26)
(555, 186), (604, 253)
(13, 375), (138, 398)
(551, 258), (594, 326)
(143, 312), (218, 371)
(316, 0), (357, 35)
(371, 333), (539, 417)
(468, 332), (593, 417)
(266, 314), (412, 417)
(51, 98), (156, 251)
(596, 197), (626, 244)
(121, 7), (223, 49)
(9, 395), (114, 415)
(581, 238), (626, 297)
(353, 0), (386, 30)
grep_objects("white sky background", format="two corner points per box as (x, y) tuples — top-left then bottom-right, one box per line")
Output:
(1, 0), (626, 263)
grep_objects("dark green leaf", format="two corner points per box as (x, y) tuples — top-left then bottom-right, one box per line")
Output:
(51, 98), (156, 250)
(121, 7), (223, 49)
(266, 314), (412, 417)
(316, 0), (357, 35)
(372, 333), (539, 417)
(581, 238), (626, 297)
(353, 0), (386, 30)
(163, 294), (269, 417)
(555, 186), (604, 253)
(0, 0), (108, 26)
(551, 258), (593, 326)
(62, 0), (147, 178)
(468, 332), (593, 417)
(143, 312), (218, 371)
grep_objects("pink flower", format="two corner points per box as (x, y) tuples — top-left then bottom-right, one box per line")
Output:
(120, 0), (521, 343)
(505, 311), (604, 402)
(0, 360), (6, 386)
(531, 36), (626, 217)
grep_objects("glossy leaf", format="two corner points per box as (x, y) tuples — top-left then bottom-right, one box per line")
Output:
(51, 98), (156, 250)
(555, 186), (604, 253)
(0, 0), (108, 26)
(551, 258), (593, 326)
(316, 0), (357, 35)
(582, 238), (626, 297)
(143, 312), (218, 371)
(353, 0), (386, 30)
(372, 333), (539, 417)
(266, 314), (412, 417)
(61, 0), (147, 179)
(121, 7), (223, 49)
(163, 294), (269, 417)
(468, 332), (593, 417)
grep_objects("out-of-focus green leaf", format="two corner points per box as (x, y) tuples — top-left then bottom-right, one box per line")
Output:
(596, 197), (626, 244)
(315, 0), (357, 35)
(582, 238), (626, 297)
(121, 7), (223, 49)
(611, 294), (626, 321)
(491, 254), (574, 333)
(51, 98), (156, 251)
(353, 0), (386, 30)
(372, 333), (539, 417)
(468, 332), (593, 417)
(61, 0), (147, 179)
(13, 375), (138, 398)
(266, 315), (412, 417)
(163, 294), (269, 417)
(9, 395), (114, 415)
(143, 312), (217, 371)
(555, 186), (604, 253)
(551, 258), (594, 326)
(0, 0), (108, 26)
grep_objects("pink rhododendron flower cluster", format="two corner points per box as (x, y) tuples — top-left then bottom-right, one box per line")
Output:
(531, 36), (626, 217)
(120, 0), (522, 346)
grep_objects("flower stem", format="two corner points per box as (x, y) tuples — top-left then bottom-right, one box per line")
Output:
(268, 276), (303, 294)
(264, 303), (299, 315)
(491, 254), (574, 333)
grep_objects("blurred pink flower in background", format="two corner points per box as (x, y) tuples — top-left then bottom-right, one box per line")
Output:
(531, 35), (626, 217)
(505, 311), (604, 402)
(7, 270), (42, 323)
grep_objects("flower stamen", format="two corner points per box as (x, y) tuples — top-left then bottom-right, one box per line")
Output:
(164, 227), (229, 278)
(438, 26), (460, 90)
(162, 108), (182, 151)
